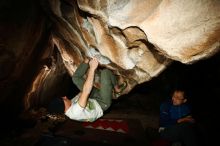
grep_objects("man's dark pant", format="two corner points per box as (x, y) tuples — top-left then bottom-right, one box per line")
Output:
(160, 123), (198, 146)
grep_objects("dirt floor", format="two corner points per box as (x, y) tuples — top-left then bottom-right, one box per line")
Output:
(0, 90), (217, 146)
(0, 92), (160, 146)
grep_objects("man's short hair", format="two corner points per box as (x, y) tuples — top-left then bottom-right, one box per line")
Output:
(47, 97), (65, 114)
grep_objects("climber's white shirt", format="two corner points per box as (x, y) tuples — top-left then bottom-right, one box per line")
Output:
(65, 94), (103, 122)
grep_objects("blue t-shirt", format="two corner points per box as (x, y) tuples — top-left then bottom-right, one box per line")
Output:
(160, 100), (191, 127)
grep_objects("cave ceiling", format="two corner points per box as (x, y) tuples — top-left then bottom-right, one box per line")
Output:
(0, 0), (220, 109)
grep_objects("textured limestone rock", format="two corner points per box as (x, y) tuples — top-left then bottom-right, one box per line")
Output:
(77, 0), (220, 63)
(46, 0), (219, 92)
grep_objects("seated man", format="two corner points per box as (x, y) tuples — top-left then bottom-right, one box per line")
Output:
(159, 88), (198, 146)
(48, 57), (127, 122)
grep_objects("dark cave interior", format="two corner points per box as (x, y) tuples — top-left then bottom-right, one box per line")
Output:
(0, 51), (219, 146)
(0, 0), (220, 145)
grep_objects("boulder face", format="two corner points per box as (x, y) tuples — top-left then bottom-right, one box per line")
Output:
(0, 0), (220, 110)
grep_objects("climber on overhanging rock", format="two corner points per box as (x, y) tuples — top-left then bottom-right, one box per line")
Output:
(48, 57), (128, 122)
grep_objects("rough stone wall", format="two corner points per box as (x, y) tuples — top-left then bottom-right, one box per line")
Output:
(46, 0), (220, 96)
